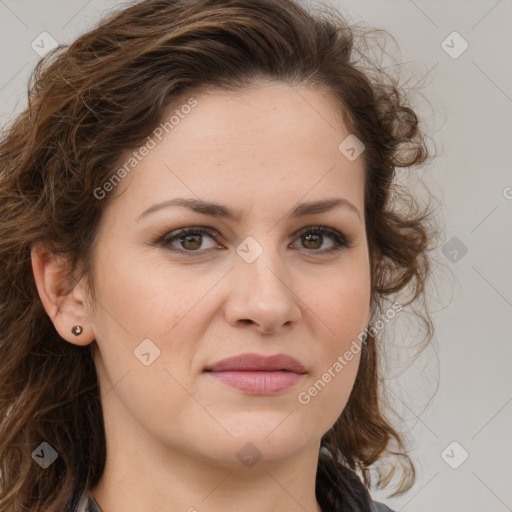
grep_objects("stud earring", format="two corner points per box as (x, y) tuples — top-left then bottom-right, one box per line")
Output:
(71, 325), (83, 336)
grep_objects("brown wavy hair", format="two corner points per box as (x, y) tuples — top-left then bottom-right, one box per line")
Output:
(0, 0), (440, 510)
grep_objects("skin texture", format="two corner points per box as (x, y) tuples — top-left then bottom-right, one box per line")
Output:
(31, 82), (371, 512)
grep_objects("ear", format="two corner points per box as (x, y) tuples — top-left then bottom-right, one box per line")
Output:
(31, 242), (95, 346)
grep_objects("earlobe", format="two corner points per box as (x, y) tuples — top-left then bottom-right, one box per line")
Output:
(30, 243), (94, 346)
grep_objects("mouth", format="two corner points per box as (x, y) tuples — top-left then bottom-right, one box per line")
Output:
(203, 352), (307, 395)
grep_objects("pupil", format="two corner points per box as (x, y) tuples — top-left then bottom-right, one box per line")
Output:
(182, 234), (201, 250)
(304, 233), (321, 249)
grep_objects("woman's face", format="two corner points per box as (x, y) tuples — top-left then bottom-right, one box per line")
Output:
(84, 82), (371, 469)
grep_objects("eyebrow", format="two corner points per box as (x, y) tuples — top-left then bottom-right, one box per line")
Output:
(137, 196), (361, 222)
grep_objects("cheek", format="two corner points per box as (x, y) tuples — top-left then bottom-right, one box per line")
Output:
(297, 341), (362, 436)
(313, 267), (371, 345)
(293, 269), (369, 424)
(90, 249), (216, 394)
(91, 244), (202, 339)
(89, 257), (202, 437)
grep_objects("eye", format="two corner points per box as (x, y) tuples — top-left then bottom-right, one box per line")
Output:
(290, 226), (350, 254)
(159, 226), (221, 253)
(156, 224), (351, 256)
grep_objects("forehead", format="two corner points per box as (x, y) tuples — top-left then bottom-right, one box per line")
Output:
(104, 82), (365, 224)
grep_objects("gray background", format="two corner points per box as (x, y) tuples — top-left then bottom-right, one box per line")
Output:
(0, 1), (510, 511)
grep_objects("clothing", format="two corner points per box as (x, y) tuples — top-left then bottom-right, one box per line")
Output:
(76, 456), (395, 512)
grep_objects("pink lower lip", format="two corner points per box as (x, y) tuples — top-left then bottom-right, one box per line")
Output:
(206, 370), (305, 394)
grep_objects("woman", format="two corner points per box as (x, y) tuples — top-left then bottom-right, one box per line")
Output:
(0, 0), (437, 510)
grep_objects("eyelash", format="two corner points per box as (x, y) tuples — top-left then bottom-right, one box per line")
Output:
(154, 225), (351, 256)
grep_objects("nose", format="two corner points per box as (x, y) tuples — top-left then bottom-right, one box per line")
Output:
(223, 243), (302, 335)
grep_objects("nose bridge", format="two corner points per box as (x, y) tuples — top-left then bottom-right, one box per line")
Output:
(236, 233), (290, 300)
(225, 233), (301, 332)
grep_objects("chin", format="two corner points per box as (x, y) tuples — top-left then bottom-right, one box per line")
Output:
(188, 423), (315, 470)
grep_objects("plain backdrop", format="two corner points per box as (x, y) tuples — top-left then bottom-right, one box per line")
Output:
(0, 1), (510, 511)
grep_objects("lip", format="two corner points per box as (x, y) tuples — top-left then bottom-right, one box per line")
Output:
(205, 352), (307, 373)
(204, 352), (307, 395)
